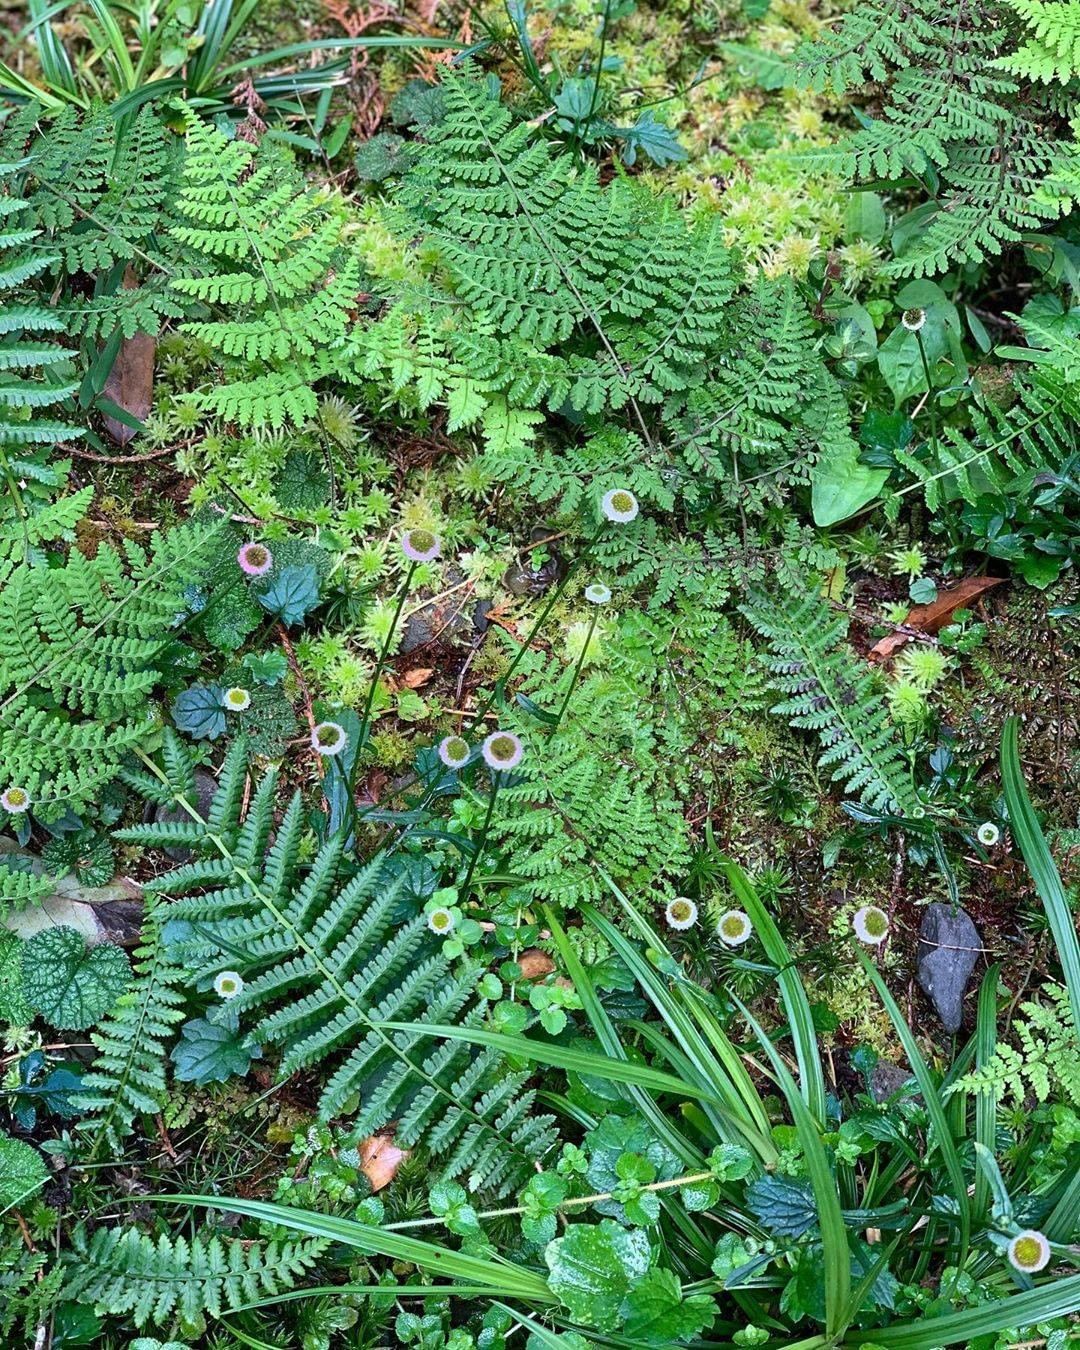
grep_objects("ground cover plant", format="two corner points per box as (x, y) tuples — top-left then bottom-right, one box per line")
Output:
(0, 0), (1078, 1346)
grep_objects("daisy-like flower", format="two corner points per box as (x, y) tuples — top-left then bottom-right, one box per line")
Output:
(584, 583), (611, 605)
(601, 488), (639, 524)
(853, 904), (889, 945)
(237, 542), (273, 577)
(427, 907), (457, 936)
(717, 909), (753, 947)
(977, 821), (1000, 847)
(901, 307), (927, 333)
(665, 897), (698, 931)
(482, 730), (524, 772)
(438, 735), (470, 770)
(224, 686), (251, 712)
(1, 786), (31, 814)
(401, 528), (441, 563)
(1007, 1230), (1051, 1274)
(311, 721), (348, 756)
(213, 970), (244, 1000)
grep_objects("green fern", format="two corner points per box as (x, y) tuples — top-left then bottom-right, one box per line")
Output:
(996, 0), (1080, 83)
(741, 580), (920, 817)
(168, 110), (360, 429)
(792, 0), (1080, 275)
(955, 983), (1080, 1107)
(115, 734), (558, 1194)
(0, 517), (222, 817)
(78, 907), (187, 1157)
(62, 1225), (328, 1331)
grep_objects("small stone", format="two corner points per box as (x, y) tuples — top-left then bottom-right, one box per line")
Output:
(503, 527), (564, 596)
(870, 1061), (916, 1104)
(152, 768), (218, 861)
(917, 902), (981, 1034)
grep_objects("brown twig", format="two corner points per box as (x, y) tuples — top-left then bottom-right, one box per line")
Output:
(65, 443), (177, 465)
(278, 623), (317, 738)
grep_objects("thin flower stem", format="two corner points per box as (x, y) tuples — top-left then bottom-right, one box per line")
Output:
(460, 771), (502, 896)
(915, 328), (938, 457)
(467, 523), (603, 731)
(358, 559), (419, 750)
(554, 607), (599, 728)
(382, 1169), (716, 1230)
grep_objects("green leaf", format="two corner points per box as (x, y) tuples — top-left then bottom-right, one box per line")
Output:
(811, 441), (888, 525)
(21, 927), (131, 1030)
(747, 1174), (818, 1237)
(256, 564), (320, 626)
(843, 192), (887, 244)
(172, 683), (227, 741)
(170, 1013), (259, 1085)
(620, 1267), (716, 1343)
(545, 1219), (651, 1331)
(241, 650), (289, 685)
(0, 1132), (48, 1211)
(618, 110), (687, 167)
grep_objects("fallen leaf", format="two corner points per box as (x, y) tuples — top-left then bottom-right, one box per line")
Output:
(102, 269), (155, 446)
(359, 1130), (409, 1191)
(870, 576), (1005, 661)
(516, 948), (555, 980)
(402, 667), (434, 689)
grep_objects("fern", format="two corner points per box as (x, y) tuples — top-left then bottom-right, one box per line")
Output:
(0, 517), (222, 816)
(792, 0), (1080, 275)
(996, 0), (1080, 83)
(63, 1225), (328, 1331)
(115, 734), (558, 1194)
(955, 983), (1080, 1106)
(168, 111), (360, 429)
(78, 907), (187, 1157)
(741, 580), (920, 816)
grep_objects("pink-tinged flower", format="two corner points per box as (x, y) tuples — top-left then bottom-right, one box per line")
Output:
(238, 542), (273, 576)
(1, 786), (31, 814)
(311, 721), (348, 756)
(438, 735), (470, 769)
(717, 909), (752, 946)
(852, 905), (889, 945)
(601, 488), (639, 523)
(482, 730), (524, 771)
(665, 897), (698, 930)
(1007, 1230), (1051, 1274)
(401, 528), (441, 563)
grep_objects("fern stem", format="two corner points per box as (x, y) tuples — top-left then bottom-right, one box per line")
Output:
(553, 607), (599, 728)
(461, 771), (502, 897)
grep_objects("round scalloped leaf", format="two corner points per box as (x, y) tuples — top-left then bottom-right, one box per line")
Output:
(21, 926), (131, 1030)
(0, 1131), (48, 1208)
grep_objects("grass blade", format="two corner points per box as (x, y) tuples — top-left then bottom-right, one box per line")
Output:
(854, 948), (971, 1260)
(972, 964), (999, 1218)
(719, 856), (827, 1125)
(1001, 716), (1080, 1026)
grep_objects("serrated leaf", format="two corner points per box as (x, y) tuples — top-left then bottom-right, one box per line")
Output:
(21, 927), (131, 1030)
(620, 1268), (716, 1344)
(0, 1132), (48, 1209)
(545, 1219), (651, 1332)
(172, 683), (227, 741)
(170, 1013), (259, 1085)
(618, 110), (687, 168)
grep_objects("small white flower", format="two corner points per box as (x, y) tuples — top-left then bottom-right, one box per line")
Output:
(401, 528), (441, 563)
(976, 821), (1000, 847)
(665, 897), (698, 930)
(1, 786), (31, 815)
(214, 970), (244, 999)
(438, 735), (470, 769)
(482, 730), (524, 771)
(427, 906), (456, 935)
(224, 686), (251, 712)
(584, 583), (611, 605)
(901, 307), (927, 333)
(717, 909), (752, 947)
(853, 904), (889, 945)
(1007, 1230), (1051, 1274)
(311, 721), (348, 756)
(601, 488), (639, 524)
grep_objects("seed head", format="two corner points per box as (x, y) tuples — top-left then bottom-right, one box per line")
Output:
(401, 528), (440, 563)
(237, 542), (273, 577)
(852, 905), (889, 945)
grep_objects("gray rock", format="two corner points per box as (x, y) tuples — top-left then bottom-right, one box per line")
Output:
(0, 839), (141, 945)
(870, 1061), (915, 1104)
(152, 768), (218, 861)
(917, 902), (982, 1034)
(503, 527), (564, 596)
